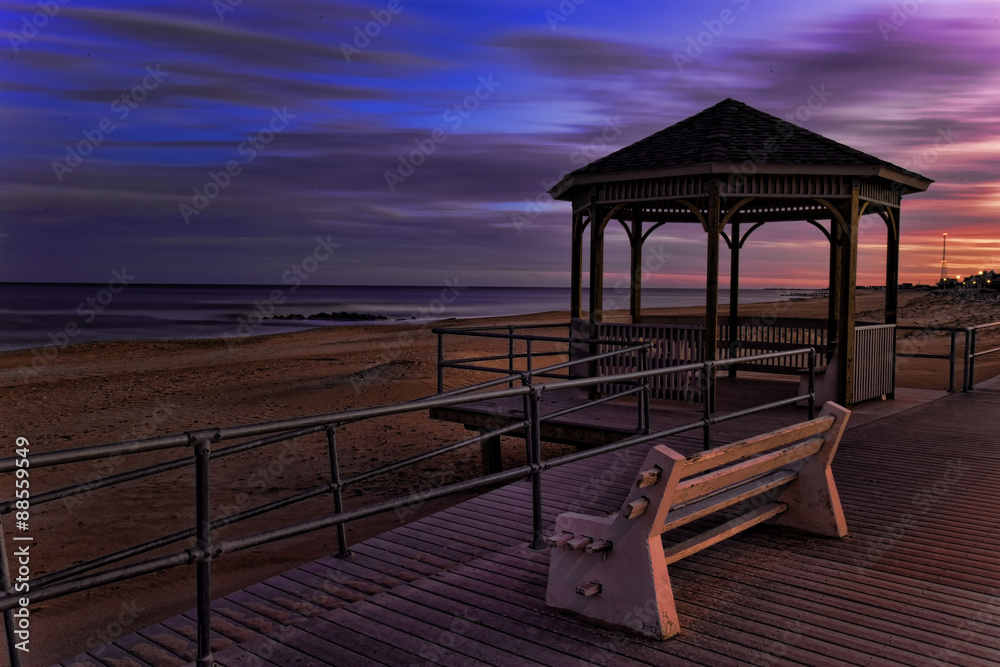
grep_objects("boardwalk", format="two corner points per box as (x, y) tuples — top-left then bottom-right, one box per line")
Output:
(59, 378), (1000, 667)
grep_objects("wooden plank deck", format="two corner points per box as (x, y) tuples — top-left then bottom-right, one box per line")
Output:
(57, 381), (1000, 667)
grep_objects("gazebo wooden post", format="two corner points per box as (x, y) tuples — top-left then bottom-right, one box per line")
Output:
(629, 206), (644, 323)
(827, 219), (843, 361)
(885, 207), (900, 325)
(728, 218), (741, 378)
(836, 182), (861, 406)
(705, 183), (721, 410)
(586, 195), (604, 390)
(588, 196), (604, 327)
(885, 206), (900, 399)
(570, 211), (583, 319)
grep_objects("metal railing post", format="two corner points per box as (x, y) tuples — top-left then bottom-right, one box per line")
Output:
(969, 327), (978, 391)
(526, 338), (534, 377)
(701, 364), (712, 451)
(807, 349), (816, 420)
(640, 345), (651, 434)
(948, 330), (957, 393)
(326, 425), (351, 559)
(963, 328), (973, 391)
(0, 515), (23, 667)
(193, 434), (214, 667)
(437, 332), (444, 394)
(508, 326), (515, 389)
(528, 388), (544, 549)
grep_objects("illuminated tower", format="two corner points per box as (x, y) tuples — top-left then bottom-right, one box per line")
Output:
(939, 233), (948, 283)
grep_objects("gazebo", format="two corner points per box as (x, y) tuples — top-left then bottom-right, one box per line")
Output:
(549, 99), (932, 407)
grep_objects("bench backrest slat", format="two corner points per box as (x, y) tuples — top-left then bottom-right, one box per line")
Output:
(683, 415), (835, 476)
(672, 436), (823, 505)
(660, 469), (797, 533)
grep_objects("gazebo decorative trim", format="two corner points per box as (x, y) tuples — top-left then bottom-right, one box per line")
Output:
(550, 98), (932, 407)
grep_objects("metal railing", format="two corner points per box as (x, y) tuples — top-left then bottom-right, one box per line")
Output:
(0, 346), (816, 667)
(896, 325), (965, 393)
(433, 322), (574, 392)
(896, 321), (1000, 392)
(966, 321), (1000, 390)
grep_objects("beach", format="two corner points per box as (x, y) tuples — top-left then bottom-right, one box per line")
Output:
(3, 290), (999, 666)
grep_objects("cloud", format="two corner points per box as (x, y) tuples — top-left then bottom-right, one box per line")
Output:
(1, 1), (997, 286)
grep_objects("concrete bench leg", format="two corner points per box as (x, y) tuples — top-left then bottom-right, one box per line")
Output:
(772, 402), (850, 537)
(546, 446), (688, 639)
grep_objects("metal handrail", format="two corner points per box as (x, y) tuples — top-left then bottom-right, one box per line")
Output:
(0, 345), (815, 667)
(896, 325), (965, 393)
(966, 321), (1000, 390)
(895, 321), (1000, 392)
(434, 322), (571, 333)
(433, 322), (644, 393)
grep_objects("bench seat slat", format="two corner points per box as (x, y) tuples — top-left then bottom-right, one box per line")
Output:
(684, 415), (834, 476)
(660, 470), (797, 533)
(673, 437), (823, 505)
(662, 501), (787, 565)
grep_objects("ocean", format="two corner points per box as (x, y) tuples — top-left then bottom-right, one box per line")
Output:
(0, 283), (796, 352)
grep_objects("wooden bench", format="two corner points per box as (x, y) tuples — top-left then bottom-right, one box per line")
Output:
(544, 402), (850, 639)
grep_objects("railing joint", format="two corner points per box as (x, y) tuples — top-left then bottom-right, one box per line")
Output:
(186, 429), (221, 446)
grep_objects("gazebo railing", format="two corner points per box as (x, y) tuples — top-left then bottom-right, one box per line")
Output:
(854, 324), (896, 401)
(638, 315), (829, 374)
(436, 316), (934, 406)
(594, 322), (704, 401)
(721, 318), (830, 374)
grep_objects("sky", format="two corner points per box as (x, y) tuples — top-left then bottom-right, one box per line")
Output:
(1, 0), (998, 289)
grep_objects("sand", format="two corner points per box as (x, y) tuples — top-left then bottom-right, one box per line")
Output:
(2, 290), (998, 666)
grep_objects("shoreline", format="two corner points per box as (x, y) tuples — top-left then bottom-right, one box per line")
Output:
(0, 284), (814, 355)
(3, 291), (1000, 665)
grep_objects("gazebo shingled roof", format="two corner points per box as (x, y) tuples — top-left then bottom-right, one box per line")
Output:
(552, 98), (929, 197)
(548, 98), (933, 407)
